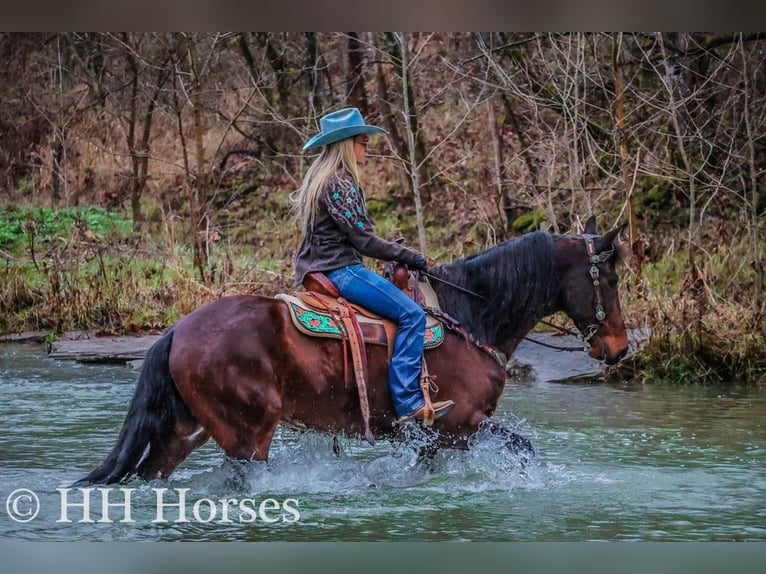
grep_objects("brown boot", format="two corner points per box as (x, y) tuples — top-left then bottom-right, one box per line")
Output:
(399, 400), (455, 423)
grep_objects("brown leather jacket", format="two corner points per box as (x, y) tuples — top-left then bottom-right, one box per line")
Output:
(294, 171), (427, 286)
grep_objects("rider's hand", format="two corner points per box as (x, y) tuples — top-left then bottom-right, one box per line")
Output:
(410, 255), (429, 272)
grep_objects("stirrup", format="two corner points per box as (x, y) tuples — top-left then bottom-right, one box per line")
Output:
(397, 400), (455, 425)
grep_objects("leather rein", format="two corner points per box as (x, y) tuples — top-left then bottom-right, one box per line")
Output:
(422, 234), (615, 354)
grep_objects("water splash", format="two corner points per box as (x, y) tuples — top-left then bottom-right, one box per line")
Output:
(170, 423), (537, 498)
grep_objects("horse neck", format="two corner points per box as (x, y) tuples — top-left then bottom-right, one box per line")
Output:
(429, 232), (560, 355)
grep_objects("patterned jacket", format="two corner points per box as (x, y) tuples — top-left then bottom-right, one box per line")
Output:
(294, 171), (427, 286)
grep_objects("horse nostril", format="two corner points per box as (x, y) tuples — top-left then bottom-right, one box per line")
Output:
(602, 346), (628, 366)
(617, 346), (628, 361)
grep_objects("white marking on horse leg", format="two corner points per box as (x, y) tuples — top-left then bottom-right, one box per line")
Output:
(184, 425), (206, 442)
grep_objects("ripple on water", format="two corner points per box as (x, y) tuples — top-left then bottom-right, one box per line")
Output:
(2, 345), (766, 541)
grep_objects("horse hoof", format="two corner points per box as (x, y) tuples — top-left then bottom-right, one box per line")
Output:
(506, 432), (535, 464)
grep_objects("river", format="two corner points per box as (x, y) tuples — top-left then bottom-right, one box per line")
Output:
(1, 341), (764, 541)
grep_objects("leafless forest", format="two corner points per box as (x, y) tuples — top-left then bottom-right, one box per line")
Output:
(1, 32), (765, 381)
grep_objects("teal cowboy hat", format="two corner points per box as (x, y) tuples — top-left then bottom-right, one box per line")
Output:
(303, 108), (387, 151)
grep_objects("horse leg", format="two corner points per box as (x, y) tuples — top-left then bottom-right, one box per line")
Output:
(475, 418), (535, 465)
(399, 423), (442, 470)
(201, 409), (282, 492)
(135, 423), (210, 480)
(185, 374), (283, 465)
(183, 404), (281, 490)
(169, 319), (285, 466)
(416, 427), (441, 471)
(73, 331), (203, 486)
(213, 405), (282, 463)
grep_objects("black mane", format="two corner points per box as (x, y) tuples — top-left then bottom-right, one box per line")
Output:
(429, 231), (558, 351)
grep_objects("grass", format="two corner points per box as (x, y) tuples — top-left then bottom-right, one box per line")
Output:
(0, 203), (294, 335)
(611, 240), (766, 385)
(0, 241), (293, 335)
(0, 204), (132, 248)
(618, 319), (766, 385)
(3, 202), (766, 385)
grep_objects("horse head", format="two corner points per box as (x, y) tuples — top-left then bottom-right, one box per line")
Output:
(556, 216), (630, 365)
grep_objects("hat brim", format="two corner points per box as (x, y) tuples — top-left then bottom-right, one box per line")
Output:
(303, 125), (387, 151)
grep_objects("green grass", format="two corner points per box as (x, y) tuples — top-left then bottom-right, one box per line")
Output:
(0, 204), (132, 249)
(3, 199), (766, 385)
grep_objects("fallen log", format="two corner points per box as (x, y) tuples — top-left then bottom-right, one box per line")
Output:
(48, 335), (160, 364)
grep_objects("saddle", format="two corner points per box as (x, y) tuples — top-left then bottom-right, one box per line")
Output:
(276, 267), (445, 443)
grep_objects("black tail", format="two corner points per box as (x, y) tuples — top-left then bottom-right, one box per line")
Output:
(73, 330), (192, 485)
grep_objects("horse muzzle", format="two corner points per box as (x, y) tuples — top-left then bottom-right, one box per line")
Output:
(588, 334), (628, 365)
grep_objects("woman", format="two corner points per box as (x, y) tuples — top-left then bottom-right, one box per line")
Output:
(291, 107), (455, 423)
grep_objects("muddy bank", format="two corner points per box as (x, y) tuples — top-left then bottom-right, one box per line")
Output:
(25, 328), (648, 382)
(509, 327), (649, 382)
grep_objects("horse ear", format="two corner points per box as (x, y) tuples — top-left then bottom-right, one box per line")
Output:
(584, 215), (598, 235)
(614, 223), (631, 264)
(598, 223), (629, 264)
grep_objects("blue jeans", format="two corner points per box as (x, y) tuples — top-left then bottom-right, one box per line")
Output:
(325, 264), (425, 418)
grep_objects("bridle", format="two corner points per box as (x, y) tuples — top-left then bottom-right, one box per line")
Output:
(573, 234), (615, 351)
(424, 234), (616, 354)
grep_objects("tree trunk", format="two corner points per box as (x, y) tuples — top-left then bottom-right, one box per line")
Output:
(499, 93), (537, 184)
(739, 34), (764, 310)
(256, 33), (289, 115)
(397, 33), (427, 253)
(487, 99), (511, 237)
(304, 32), (319, 113)
(612, 33), (643, 277)
(187, 35), (209, 283)
(658, 33), (698, 267)
(346, 33), (368, 115)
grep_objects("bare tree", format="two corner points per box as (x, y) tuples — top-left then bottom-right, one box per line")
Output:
(737, 33), (765, 310)
(167, 33), (228, 282)
(396, 32), (428, 251)
(4, 32), (766, 318)
(116, 33), (172, 230)
(346, 32), (369, 115)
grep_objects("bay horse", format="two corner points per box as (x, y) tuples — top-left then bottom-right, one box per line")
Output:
(74, 216), (629, 485)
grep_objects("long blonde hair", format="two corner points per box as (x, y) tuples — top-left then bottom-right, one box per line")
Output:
(290, 138), (360, 235)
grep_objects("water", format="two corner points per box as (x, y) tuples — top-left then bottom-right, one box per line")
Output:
(1, 343), (765, 541)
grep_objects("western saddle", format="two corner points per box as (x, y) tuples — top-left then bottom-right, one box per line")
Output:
(287, 264), (441, 443)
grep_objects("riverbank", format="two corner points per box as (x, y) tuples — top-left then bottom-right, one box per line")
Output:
(2, 204), (765, 384)
(1, 327), (650, 384)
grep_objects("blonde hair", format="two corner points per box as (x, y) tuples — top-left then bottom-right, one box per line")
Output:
(290, 138), (360, 234)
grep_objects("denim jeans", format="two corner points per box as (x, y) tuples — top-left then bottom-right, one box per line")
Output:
(325, 264), (425, 418)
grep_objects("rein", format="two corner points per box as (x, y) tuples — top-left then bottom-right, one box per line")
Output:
(424, 234), (615, 354)
(420, 271), (585, 353)
(523, 320), (592, 352)
(421, 270), (487, 300)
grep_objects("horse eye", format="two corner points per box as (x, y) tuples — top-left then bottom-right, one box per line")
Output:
(606, 277), (618, 290)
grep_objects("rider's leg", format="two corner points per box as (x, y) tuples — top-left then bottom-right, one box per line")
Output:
(325, 264), (425, 418)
